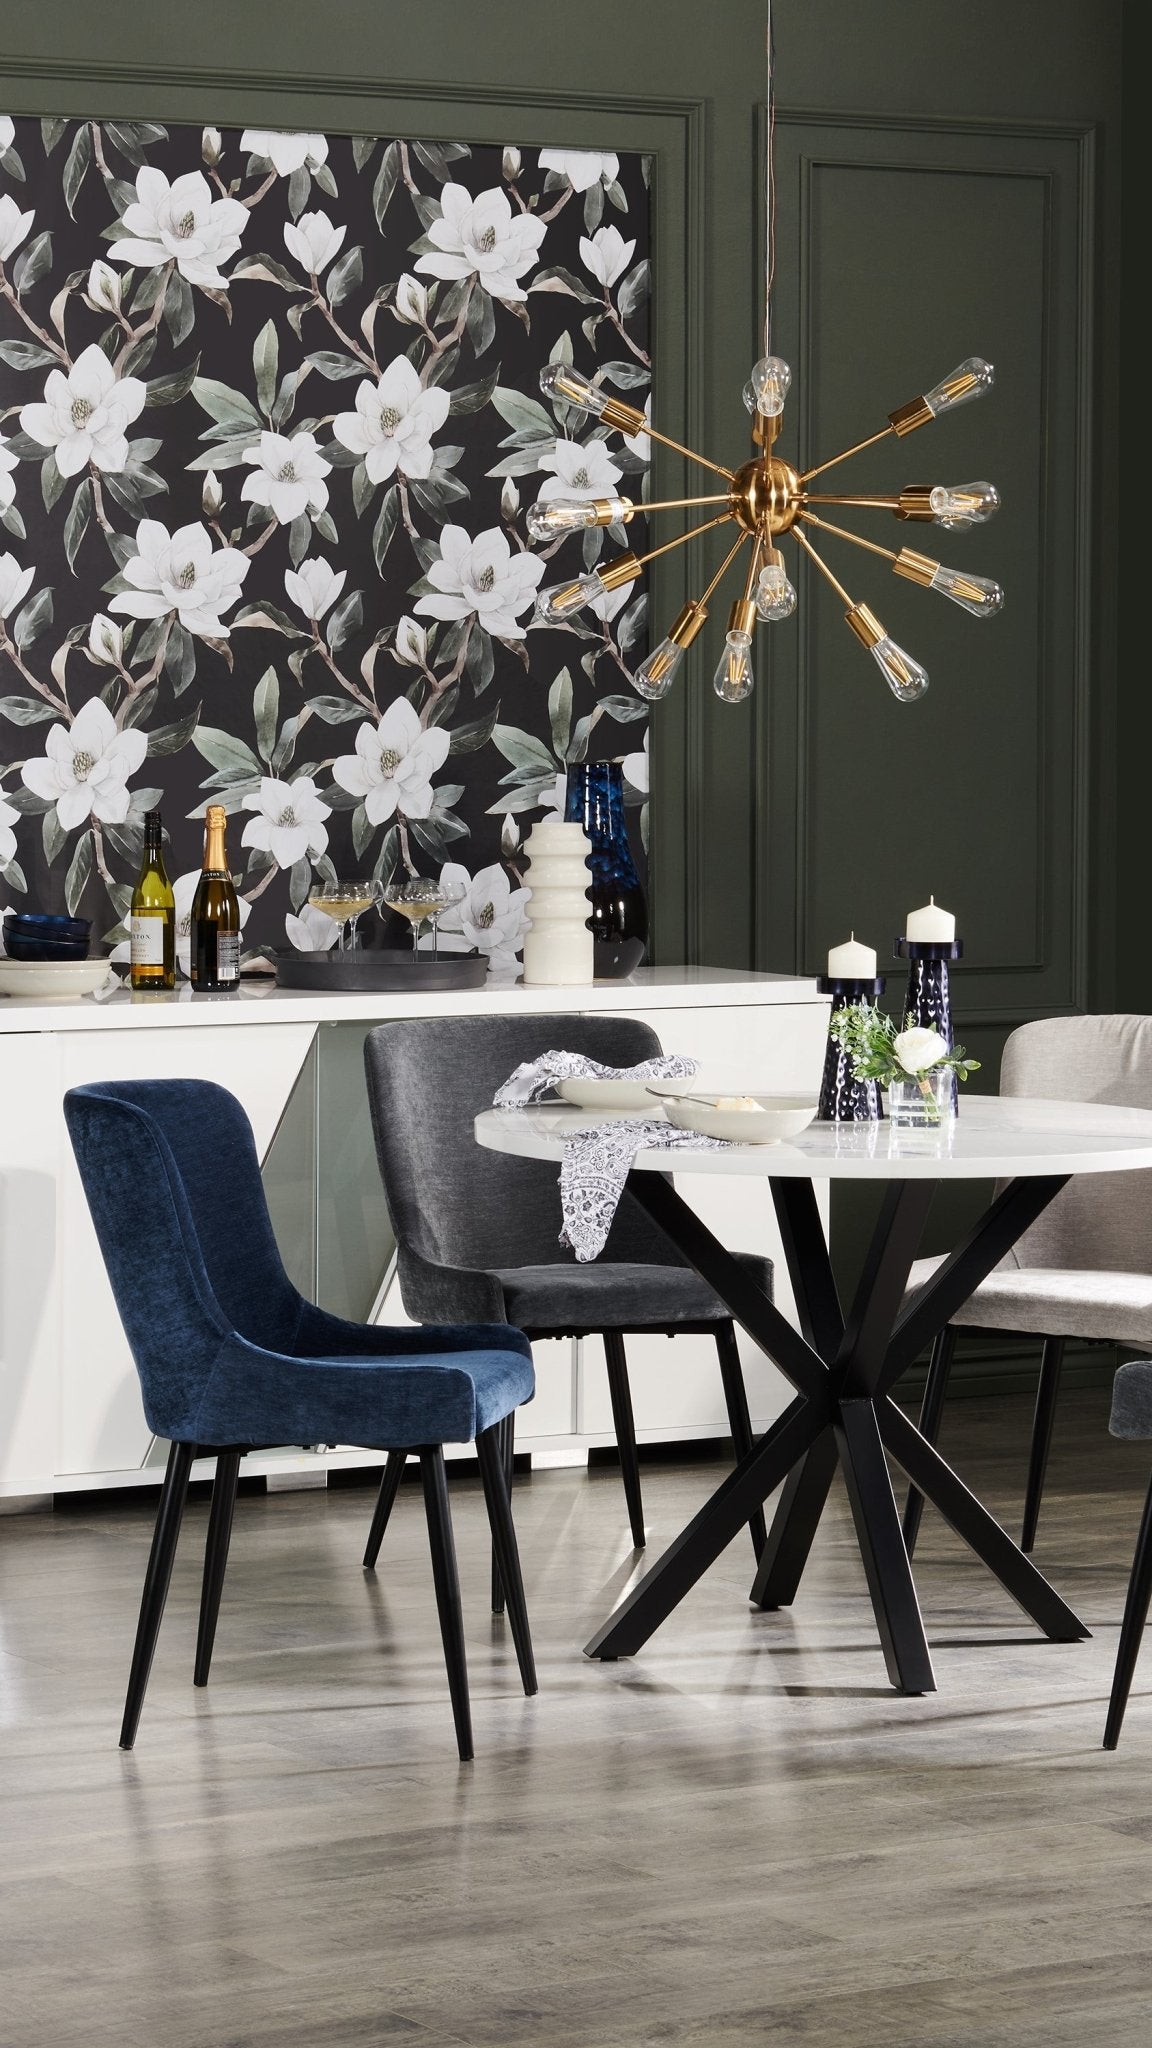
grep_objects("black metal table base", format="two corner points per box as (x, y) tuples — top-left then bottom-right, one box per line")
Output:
(584, 1168), (1090, 1691)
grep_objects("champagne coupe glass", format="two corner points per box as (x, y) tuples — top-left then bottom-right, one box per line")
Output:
(309, 878), (381, 953)
(384, 876), (446, 960)
(428, 875), (466, 959)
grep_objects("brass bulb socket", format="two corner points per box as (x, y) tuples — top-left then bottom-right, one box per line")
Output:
(845, 601), (885, 650)
(893, 547), (939, 588)
(751, 410), (782, 449)
(896, 484), (935, 521)
(669, 599), (709, 649)
(761, 544), (785, 572)
(727, 597), (757, 638)
(599, 396), (647, 435)
(594, 497), (633, 526)
(599, 552), (642, 592)
(888, 397), (935, 437)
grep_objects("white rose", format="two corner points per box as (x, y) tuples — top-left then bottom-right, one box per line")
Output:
(892, 1026), (949, 1075)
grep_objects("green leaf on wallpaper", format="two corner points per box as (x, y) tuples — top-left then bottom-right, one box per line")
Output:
(311, 162), (338, 201)
(231, 252), (302, 292)
(104, 119), (169, 166)
(351, 461), (374, 519)
(14, 231), (52, 297)
(41, 806), (67, 865)
(351, 801), (374, 859)
(288, 514), (311, 567)
(351, 136), (377, 173)
(616, 592), (647, 654)
(144, 353), (201, 407)
(372, 142), (399, 227)
(192, 377), (261, 433)
(13, 587), (53, 650)
(449, 704), (501, 755)
(302, 351), (365, 381)
(312, 509), (339, 546)
(164, 271), (195, 348)
(288, 857), (313, 911)
(466, 286), (495, 358)
(287, 165), (311, 221)
(62, 123), (91, 218)
(185, 434), (259, 470)
(326, 590), (363, 652)
(530, 265), (598, 306)
(408, 191), (443, 234)
(0, 339), (57, 371)
(598, 358), (650, 390)
(231, 601), (303, 637)
(0, 502), (26, 540)
(41, 115), (68, 156)
(1, 859), (27, 894)
(0, 696), (57, 726)
(147, 704), (202, 758)
(327, 245), (363, 309)
(491, 387), (553, 438)
(465, 620), (495, 696)
(412, 139), (470, 180)
(492, 725), (556, 777)
(64, 830), (93, 917)
(447, 368), (500, 416)
(605, 179), (629, 213)
(192, 727), (262, 779)
(306, 695), (365, 725)
(617, 259), (650, 323)
(597, 693), (650, 723)
(373, 487), (399, 571)
(63, 479), (92, 572)
(408, 471), (469, 517)
(583, 183), (604, 234)
(253, 669), (279, 762)
(549, 669), (573, 759)
(253, 319), (279, 419)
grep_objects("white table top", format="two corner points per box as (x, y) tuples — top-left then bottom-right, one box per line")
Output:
(474, 1096), (1152, 1181)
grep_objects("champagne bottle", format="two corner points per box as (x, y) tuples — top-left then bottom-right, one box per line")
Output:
(129, 808), (176, 991)
(190, 805), (241, 993)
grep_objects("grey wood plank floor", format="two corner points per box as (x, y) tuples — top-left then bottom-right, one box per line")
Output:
(3, 1385), (1152, 2048)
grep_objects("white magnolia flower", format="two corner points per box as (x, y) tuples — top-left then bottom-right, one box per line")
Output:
(393, 273), (428, 325)
(0, 193), (33, 263)
(87, 614), (125, 666)
(201, 468), (223, 517)
(284, 557), (346, 621)
(201, 127), (223, 167)
(283, 209), (346, 275)
(285, 901), (340, 953)
(173, 867), (251, 979)
(113, 167), (248, 288)
(19, 344), (146, 478)
(622, 729), (650, 795)
(332, 698), (450, 827)
(415, 183), (546, 304)
(333, 357), (449, 485)
(893, 1025), (949, 1075)
(241, 129), (328, 176)
(0, 117), (14, 152)
(21, 695), (147, 831)
(502, 146), (522, 182)
(85, 259), (122, 313)
(415, 524), (544, 640)
(623, 394), (651, 462)
(535, 437), (622, 503)
(0, 791), (18, 869)
(0, 437), (17, 516)
(0, 552), (33, 620)
(538, 149), (619, 193)
(241, 775), (330, 870)
(110, 519), (250, 640)
(580, 225), (636, 289)
(393, 615), (428, 667)
(432, 859), (530, 975)
(241, 430), (330, 523)
(537, 773), (567, 820)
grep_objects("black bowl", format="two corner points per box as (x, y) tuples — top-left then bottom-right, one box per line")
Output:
(4, 931), (91, 961)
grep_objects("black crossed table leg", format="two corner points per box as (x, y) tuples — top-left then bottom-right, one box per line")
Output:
(584, 1169), (1090, 1691)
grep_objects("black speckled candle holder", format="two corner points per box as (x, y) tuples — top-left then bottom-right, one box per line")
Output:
(895, 936), (964, 1112)
(817, 973), (886, 1122)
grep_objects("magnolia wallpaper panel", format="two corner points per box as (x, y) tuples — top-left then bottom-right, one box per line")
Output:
(0, 117), (651, 972)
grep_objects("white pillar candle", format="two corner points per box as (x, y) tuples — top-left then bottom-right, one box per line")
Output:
(827, 933), (877, 978)
(904, 896), (956, 942)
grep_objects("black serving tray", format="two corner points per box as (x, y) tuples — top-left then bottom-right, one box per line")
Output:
(273, 948), (488, 992)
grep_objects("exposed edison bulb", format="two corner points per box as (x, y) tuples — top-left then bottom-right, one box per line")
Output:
(871, 636), (929, 702)
(749, 354), (792, 417)
(929, 563), (1004, 618)
(756, 561), (797, 621)
(633, 638), (685, 700)
(713, 630), (754, 704)
(535, 575), (599, 624)
(538, 363), (605, 420)
(526, 494), (632, 540)
(924, 357), (994, 417)
(929, 480), (1000, 530)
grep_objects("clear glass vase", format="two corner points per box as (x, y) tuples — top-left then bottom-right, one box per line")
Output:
(886, 1067), (956, 1127)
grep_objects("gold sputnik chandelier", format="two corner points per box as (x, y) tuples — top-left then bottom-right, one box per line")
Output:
(527, 354), (1002, 708)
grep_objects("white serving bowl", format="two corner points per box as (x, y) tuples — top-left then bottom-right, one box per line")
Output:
(662, 1093), (819, 1145)
(0, 957), (115, 1001)
(557, 1074), (692, 1112)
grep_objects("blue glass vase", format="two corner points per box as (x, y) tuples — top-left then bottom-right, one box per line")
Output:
(564, 762), (647, 978)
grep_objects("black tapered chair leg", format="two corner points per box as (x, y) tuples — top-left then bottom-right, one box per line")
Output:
(1021, 1336), (1065, 1552)
(603, 1330), (645, 1549)
(477, 1424), (537, 1696)
(419, 1447), (473, 1761)
(194, 1449), (242, 1687)
(363, 1450), (407, 1569)
(120, 1440), (196, 1750)
(714, 1320), (767, 1563)
(490, 1411), (514, 1617)
(903, 1326), (958, 1558)
(1104, 1471), (1152, 1750)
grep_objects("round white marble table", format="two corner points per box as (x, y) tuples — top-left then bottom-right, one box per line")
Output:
(475, 1096), (1152, 1692)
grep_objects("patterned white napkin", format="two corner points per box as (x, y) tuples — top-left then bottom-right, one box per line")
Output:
(559, 1117), (730, 1262)
(492, 1048), (698, 1110)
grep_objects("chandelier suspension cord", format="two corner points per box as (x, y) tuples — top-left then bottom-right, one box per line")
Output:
(763, 0), (775, 360)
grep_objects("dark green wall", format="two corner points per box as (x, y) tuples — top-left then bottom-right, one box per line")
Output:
(1, 0), (1127, 1334)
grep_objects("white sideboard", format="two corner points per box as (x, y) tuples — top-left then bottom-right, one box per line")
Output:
(0, 967), (829, 1503)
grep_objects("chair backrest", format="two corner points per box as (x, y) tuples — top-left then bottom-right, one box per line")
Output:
(363, 1013), (683, 1273)
(1000, 1015), (1152, 1272)
(64, 1079), (305, 1438)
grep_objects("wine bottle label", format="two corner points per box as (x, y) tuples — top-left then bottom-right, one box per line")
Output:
(130, 915), (165, 966)
(216, 932), (240, 982)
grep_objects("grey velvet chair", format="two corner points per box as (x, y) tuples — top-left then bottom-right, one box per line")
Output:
(362, 1013), (772, 1564)
(902, 1015), (1152, 1555)
(1104, 1360), (1152, 1748)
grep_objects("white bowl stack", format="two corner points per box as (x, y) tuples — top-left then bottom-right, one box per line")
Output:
(520, 819), (594, 986)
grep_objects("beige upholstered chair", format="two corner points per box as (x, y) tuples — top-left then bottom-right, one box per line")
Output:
(902, 1015), (1152, 1554)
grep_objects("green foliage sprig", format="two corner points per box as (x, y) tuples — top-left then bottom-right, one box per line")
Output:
(828, 1002), (981, 1086)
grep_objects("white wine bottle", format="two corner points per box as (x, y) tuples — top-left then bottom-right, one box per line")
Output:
(129, 809), (176, 991)
(190, 805), (241, 993)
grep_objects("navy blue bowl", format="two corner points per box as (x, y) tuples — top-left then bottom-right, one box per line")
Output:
(5, 911), (91, 939)
(4, 931), (91, 961)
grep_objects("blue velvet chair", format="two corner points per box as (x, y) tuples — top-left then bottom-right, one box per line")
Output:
(63, 1078), (537, 1762)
